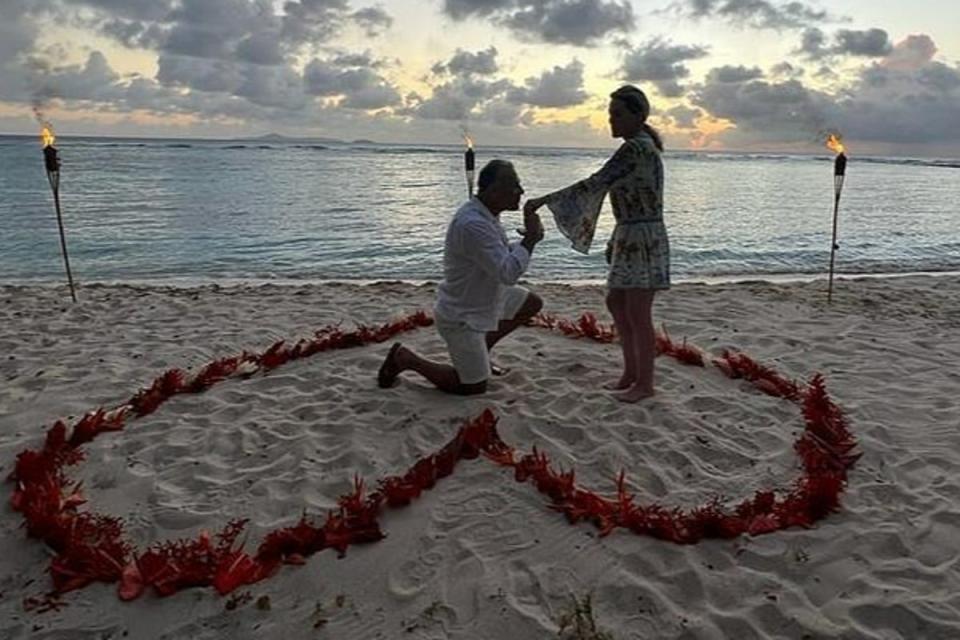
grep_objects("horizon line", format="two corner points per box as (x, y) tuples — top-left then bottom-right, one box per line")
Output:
(2, 131), (958, 161)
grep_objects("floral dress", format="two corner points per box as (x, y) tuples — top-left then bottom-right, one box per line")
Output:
(545, 132), (670, 290)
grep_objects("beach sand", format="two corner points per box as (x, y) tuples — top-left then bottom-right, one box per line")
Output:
(1, 276), (959, 639)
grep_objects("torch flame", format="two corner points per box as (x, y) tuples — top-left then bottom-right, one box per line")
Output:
(825, 133), (845, 155)
(463, 133), (473, 150)
(40, 123), (56, 148)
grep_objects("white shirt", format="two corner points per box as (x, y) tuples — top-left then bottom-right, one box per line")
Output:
(434, 197), (531, 332)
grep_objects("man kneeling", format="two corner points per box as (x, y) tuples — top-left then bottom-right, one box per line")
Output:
(377, 159), (544, 395)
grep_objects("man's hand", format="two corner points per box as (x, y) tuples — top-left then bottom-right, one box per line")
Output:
(518, 211), (544, 251)
(523, 199), (544, 235)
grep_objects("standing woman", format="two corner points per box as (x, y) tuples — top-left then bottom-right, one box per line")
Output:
(526, 85), (670, 402)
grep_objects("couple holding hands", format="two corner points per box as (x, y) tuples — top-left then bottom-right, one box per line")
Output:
(378, 85), (670, 404)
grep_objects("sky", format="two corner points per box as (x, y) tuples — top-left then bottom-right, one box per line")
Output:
(1, 0), (959, 156)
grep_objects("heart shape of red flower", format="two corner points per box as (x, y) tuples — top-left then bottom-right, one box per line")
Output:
(8, 311), (859, 602)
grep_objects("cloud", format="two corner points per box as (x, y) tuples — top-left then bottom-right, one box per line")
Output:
(432, 47), (500, 77)
(813, 64), (836, 79)
(39, 51), (122, 102)
(235, 64), (310, 110)
(800, 27), (892, 59)
(304, 57), (401, 110)
(705, 65), (764, 84)
(476, 98), (534, 126)
(443, 0), (511, 19)
(441, 0), (635, 46)
(691, 77), (831, 138)
(235, 33), (287, 66)
(0, 2), (42, 70)
(798, 28), (826, 57)
(507, 60), (588, 107)
(671, 0), (838, 30)
(666, 104), (702, 128)
(619, 39), (709, 97)
(0, 2), (408, 135)
(73, 0), (373, 56)
(916, 63), (960, 93)
(156, 55), (245, 93)
(883, 34), (937, 71)
(770, 61), (803, 79)
(691, 34), (960, 147)
(405, 76), (513, 120)
(3, 1), (956, 153)
(64, 0), (176, 21)
(30, 0), (402, 117)
(281, 0), (352, 45)
(834, 28), (892, 57)
(352, 6), (393, 37)
(98, 19), (166, 50)
(412, 52), (587, 122)
(331, 51), (385, 69)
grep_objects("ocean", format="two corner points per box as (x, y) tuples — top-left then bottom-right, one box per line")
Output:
(1, 135), (958, 285)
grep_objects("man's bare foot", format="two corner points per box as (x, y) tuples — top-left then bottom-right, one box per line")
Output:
(613, 384), (655, 403)
(603, 375), (634, 390)
(377, 342), (403, 388)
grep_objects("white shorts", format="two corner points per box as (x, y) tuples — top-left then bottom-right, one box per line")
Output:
(435, 286), (530, 385)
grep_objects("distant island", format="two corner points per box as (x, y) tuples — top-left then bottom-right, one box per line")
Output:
(249, 132), (347, 144)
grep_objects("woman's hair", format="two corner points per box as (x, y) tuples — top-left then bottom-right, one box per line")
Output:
(610, 85), (664, 151)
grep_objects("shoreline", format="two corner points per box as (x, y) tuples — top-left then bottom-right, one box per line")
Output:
(4, 268), (960, 291)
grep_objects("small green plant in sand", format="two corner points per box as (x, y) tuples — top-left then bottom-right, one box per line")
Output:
(402, 599), (447, 633)
(556, 593), (615, 640)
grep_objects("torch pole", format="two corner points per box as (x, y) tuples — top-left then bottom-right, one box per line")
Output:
(52, 186), (77, 303)
(827, 153), (847, 304)
(465, 144), (475, 199)
(44, 146), (77, 303)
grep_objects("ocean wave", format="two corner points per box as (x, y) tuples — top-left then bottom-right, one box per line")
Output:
(367, 147), (451, 155)
(664, 151), (960, 169)
(852, 157), (960, 170)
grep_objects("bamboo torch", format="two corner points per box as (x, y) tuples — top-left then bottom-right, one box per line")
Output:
(464, 134), (475, 198)
(826, 134), (847, 304)
(40, 122), (78, 303)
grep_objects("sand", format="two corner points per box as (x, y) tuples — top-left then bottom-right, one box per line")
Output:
(1, 276), (959, 639)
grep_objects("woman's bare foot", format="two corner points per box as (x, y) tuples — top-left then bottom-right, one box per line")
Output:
(603, 375), (634, 391)
(613, 384), (655, 403)
(490, 363), (511, 376)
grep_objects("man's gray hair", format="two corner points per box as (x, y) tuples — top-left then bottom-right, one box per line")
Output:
(477, 159), (514, 193)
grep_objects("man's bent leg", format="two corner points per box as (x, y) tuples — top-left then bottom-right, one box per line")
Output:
(396, 346), (486, 395)
(435, 320), (491, 394)
(378, 342), (487, 395)
(485, 290), (543, 351)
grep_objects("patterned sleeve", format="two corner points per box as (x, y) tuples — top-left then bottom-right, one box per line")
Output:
(544, 142), (638, 254)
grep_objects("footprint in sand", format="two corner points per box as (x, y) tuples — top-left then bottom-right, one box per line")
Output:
(388, 548), (446, 599)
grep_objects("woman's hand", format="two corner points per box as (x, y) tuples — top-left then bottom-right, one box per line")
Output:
(523, 198), (544, 216)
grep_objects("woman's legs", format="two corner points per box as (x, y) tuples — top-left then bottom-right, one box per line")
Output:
(614, 288), (657, 403)
(604, 288), (636, 390)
